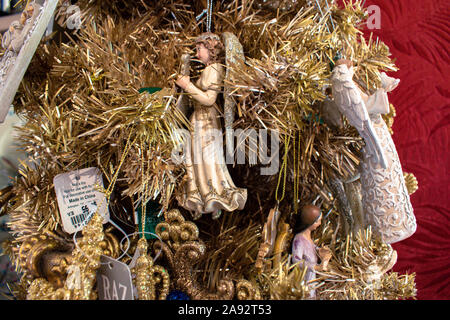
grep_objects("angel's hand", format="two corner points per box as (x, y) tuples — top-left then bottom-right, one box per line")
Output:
(380, 72), (400, 92)
(316, 261), (330, 272)
(318, 246), (332, 262)
(176, 75), (191, 90)
(335, 59), (353, 68)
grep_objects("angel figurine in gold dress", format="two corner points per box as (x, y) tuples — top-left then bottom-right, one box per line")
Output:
(175, 32), (247, 220)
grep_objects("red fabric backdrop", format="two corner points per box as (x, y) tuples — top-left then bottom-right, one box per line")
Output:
(356, 0), (450, 300)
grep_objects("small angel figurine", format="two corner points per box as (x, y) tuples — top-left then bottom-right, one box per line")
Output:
(175, 32), (247, 220)
(292, 205), (332, 299)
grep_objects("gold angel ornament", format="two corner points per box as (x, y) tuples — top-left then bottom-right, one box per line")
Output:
(175, 32), (247, 220)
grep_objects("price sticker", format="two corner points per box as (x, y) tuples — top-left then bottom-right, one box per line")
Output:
(53, 167), (109, 234)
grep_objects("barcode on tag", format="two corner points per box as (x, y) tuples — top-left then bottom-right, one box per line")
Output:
(69, 211), (87, 229)
(68, 201), (97, 229)
(54, 167), (109, 234)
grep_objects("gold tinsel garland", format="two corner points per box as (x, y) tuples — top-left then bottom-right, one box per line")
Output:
(0, 0), (417, 300)
(313, 221), (416, 300)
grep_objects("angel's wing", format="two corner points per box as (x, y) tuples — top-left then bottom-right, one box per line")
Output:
(222, 32), (245, 158)
(331, 64), (387, 169)
(331, 65), (368, 131)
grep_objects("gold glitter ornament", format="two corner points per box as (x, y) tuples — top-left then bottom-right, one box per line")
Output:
(236, 280), (262, 300)
(16, 227), (120, 289)
(404, 173), (419, 195)
(154, 209), (235, 300)
(101, 227), (121, 258)
(155, 208), (198, 252)
(26, 212), (105, 300)
(382, 104), (397, 135)
(133, 237), (170, 300)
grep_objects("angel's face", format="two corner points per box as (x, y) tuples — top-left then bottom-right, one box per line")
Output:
(20, 13), (27, 25)
(26, 6), (34, 17)
(310, 215), (322, 231)
(196, 43), (210, 65)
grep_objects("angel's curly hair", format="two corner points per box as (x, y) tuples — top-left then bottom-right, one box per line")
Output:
(195, 32), (225, 65)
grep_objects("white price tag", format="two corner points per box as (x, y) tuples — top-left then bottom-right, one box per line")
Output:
(53, 167), (109, 234)
(97, 255), (134, 300)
